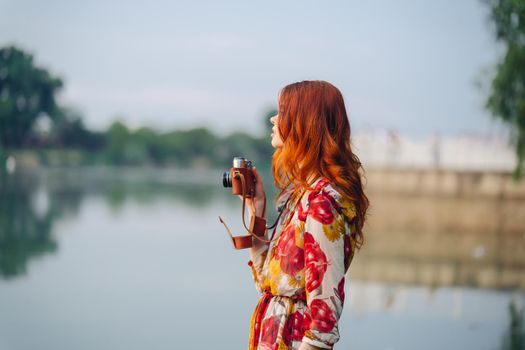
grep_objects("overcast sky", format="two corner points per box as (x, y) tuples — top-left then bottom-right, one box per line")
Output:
(0, 0), (506, 138)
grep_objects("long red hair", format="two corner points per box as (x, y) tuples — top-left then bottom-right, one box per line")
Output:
(272, 80), (369, 248)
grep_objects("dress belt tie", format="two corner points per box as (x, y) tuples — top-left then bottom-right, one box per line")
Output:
(262, 289), (306, 303)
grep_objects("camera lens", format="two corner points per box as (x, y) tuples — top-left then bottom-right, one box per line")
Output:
(222, 171), (232, 188)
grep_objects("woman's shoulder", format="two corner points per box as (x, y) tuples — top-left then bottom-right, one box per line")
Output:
(302, 177), (341, 203)
(301, 177), (356, 221)
(309, 177), (340, 197)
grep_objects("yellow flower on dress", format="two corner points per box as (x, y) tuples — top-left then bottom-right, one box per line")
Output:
(267, 258), (282, 294)
(278, 339), (289, 350)
(287, 270), (304, 288)
(294, 222), (304, 249)
(323, 212), (345, 242)
(340, 199), (357, 221)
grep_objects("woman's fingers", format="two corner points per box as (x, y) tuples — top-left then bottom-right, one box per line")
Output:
(235, 167), (265, 216)
(252, 167), (266, 199)
(252, 166), (261, 179)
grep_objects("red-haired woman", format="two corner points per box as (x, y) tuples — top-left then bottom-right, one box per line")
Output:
(244, 80), (369, 350)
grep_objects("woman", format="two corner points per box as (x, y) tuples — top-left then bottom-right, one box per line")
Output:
(244, 80), (368, 350)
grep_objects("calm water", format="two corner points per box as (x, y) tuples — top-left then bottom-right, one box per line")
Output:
(0, 168), (523, 350)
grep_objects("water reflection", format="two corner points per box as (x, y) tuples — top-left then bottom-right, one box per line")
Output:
(350, 192), (525, 291)
(501, 300), (525, 350)
(1, 167), (524, 290)
(103, 181), (219, 211)
(0, 179), (56, 278)
(0, 171), (87, 278)
(0, 167), (524, 350)
(0, 168), (229, 279)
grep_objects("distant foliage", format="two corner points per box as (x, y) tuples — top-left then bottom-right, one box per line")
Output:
(0, 46), (63, 147)
(484, 0), (525, 179)
(51, 107), (106, 150)
(0, 45), (275, 168)
(103, 121), (274, 168)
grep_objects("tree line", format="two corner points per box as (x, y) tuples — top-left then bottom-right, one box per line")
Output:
(0, 46), (275, 168)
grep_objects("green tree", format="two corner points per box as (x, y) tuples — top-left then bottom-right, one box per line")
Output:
(106, 121), (132, 164)
(161, 127), (218, 166)
(0, 46), (63, 147)
(52, 107), (106, 150)
(134, 127), (164, 164)
(483, 0), (525, 179)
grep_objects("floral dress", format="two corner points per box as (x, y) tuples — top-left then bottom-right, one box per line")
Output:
(247, 178), (358, 350)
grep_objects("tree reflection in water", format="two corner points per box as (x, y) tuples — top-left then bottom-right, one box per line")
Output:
(0, 167), (224, 279)
(0, 194), (57, 278)
(0, 172), (58, 278)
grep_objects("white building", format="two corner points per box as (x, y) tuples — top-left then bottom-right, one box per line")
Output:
(352, 129), (516, 171)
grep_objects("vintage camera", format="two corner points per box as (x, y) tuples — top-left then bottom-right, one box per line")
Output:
(222, 157), (255, 198)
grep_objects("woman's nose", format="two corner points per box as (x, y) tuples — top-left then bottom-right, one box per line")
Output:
(270, 115), (277, 125)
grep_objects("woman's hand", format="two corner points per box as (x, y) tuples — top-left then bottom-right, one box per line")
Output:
(237, 166), (266, 218)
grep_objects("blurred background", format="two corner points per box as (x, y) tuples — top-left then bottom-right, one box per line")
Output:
(1, 0), (524, 349)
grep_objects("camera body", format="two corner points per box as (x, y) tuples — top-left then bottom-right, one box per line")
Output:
(223, 157), (255, 198)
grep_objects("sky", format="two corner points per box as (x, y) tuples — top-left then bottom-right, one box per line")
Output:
(0, 0), (507, 138)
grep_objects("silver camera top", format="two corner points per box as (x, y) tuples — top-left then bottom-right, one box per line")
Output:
(233, 157), (252, 168)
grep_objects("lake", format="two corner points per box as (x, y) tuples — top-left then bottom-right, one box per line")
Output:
(0, 167), (523, 350)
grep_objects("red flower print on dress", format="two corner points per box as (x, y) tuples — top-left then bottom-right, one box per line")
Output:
(313, 178), (330, 192)
(304, 232), (328, 293)
(275, 224), (304, 276)
(282, 311), (305, 344)
(280, 247), (304, 277)
(303, 309), (312, 331)
(298, 200), (308, 222)
(309, 299), (337, 333)
(314, 179), (341, 206)
(251, 293), (272, 349)
(275, 225), (295, 257)
(307, 191), (334, 225)
(299, 180), (339, 225)
(260, 315), (280, 349)
(337, 277), (345, 302)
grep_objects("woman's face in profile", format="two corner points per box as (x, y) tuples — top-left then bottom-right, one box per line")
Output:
(270, 114), (284, 149)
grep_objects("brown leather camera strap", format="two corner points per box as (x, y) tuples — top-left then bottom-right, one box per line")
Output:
(218, 171), (303, 250)
(218, 216), (254, 249)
